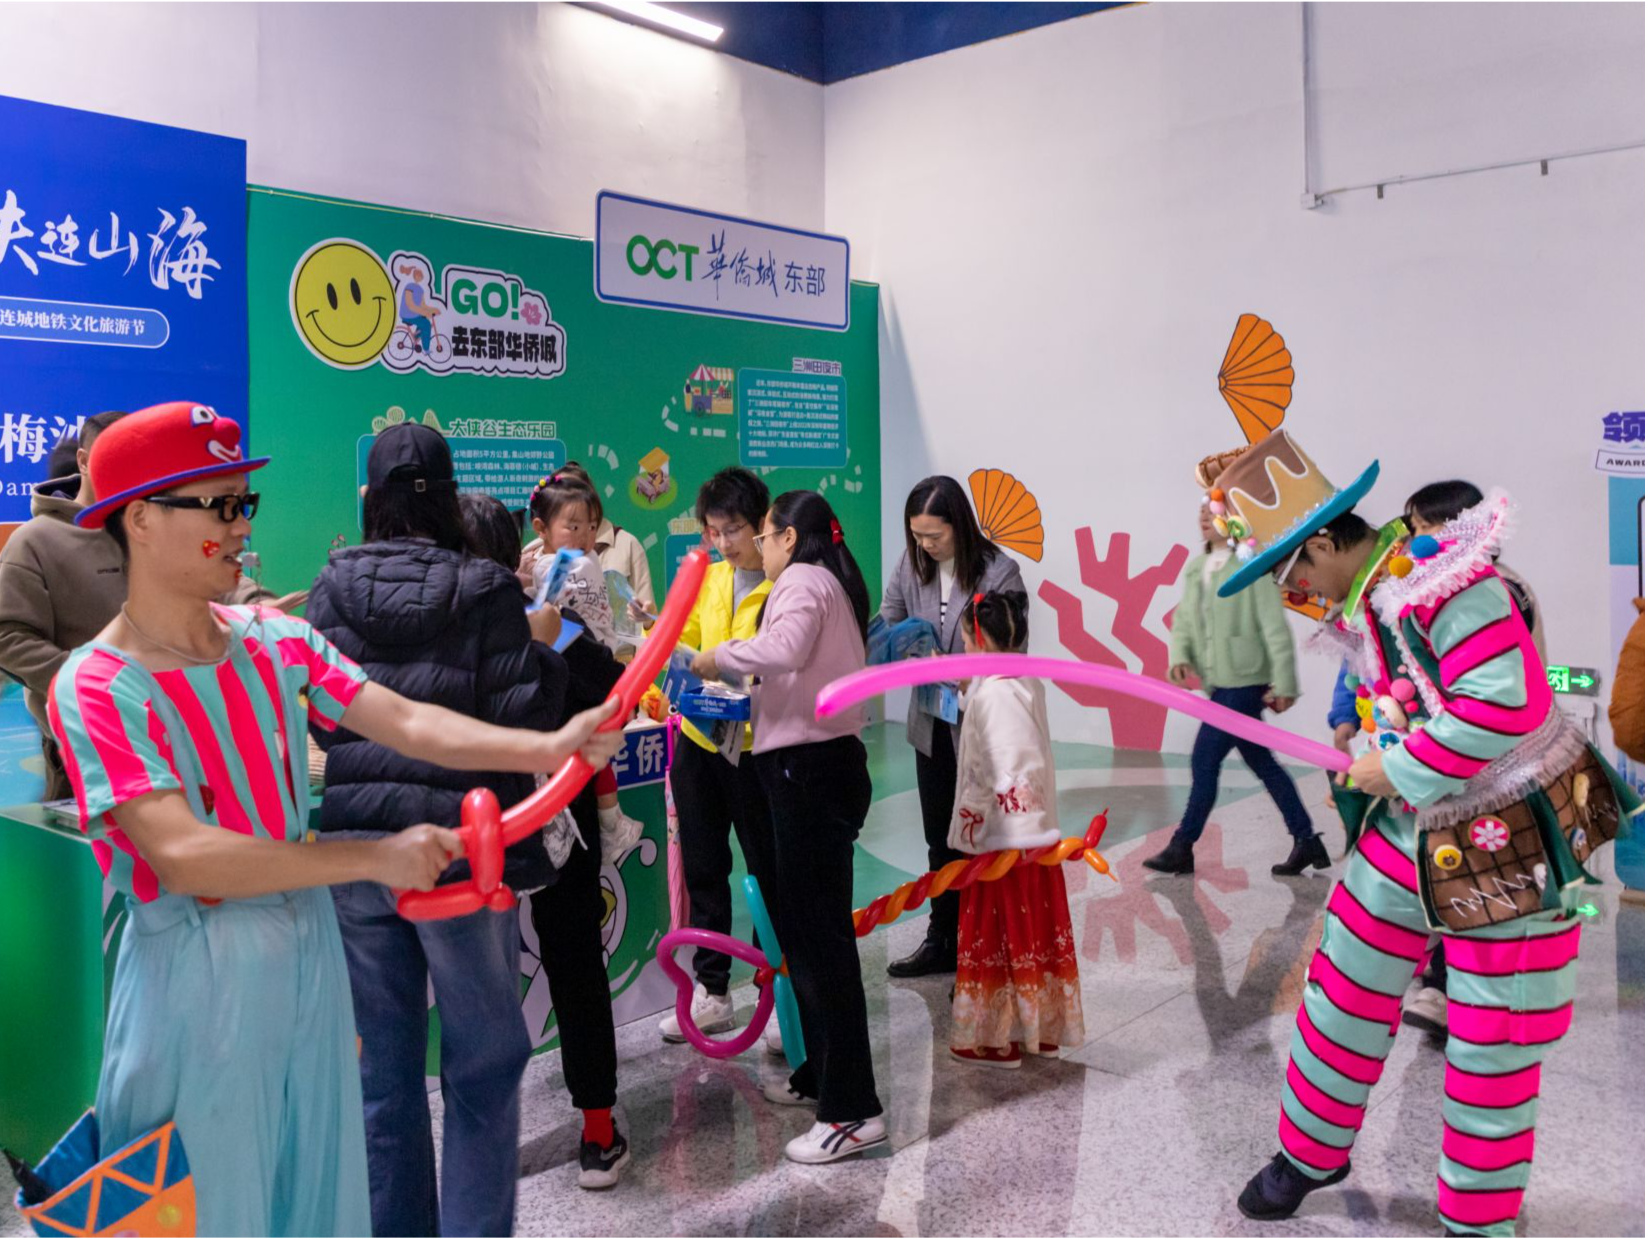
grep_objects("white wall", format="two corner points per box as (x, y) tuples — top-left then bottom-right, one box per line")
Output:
(826, 1), (1645, 751)
(6, 0), (1639, 753)
(0, 2), (824, 237)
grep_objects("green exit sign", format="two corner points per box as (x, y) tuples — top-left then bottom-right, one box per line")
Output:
(1548, 665), (1600, 696)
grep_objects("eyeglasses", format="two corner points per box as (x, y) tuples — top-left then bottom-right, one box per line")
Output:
(705, 521), (749, 542)
(1272, 543), (1305, 586)
(751, 531), (773, 552)
(147, 492), (260, 523)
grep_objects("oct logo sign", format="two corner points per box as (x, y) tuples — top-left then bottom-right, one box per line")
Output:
(625, 234), (699, 281)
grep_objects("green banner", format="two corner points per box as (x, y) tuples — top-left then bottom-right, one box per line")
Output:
(246, 187), (881, 1050)
(246, 188), (881, 603)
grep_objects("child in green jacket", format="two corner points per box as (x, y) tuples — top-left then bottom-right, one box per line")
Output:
(1143, 492), (1324, 876)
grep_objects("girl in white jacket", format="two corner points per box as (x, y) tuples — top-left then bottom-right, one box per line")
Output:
(948, 591), (1086, 1068)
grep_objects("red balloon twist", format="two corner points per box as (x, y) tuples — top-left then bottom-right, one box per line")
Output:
(397, 548), (712, 920)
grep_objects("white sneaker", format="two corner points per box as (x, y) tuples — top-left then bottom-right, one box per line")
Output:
(1402, 986), (1447, 1037)
(762, 1079), (815, 1107)
(658, 982), (736, 1043)
(598, 804), (645, 859)
(785, 1117), (887, 1164)
(765, 1018), (785, 1058)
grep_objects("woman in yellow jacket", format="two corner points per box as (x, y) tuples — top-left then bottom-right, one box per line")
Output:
(653, 468), (778, 1048)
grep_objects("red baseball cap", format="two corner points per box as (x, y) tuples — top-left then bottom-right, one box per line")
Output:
(77, 401), (270, 530)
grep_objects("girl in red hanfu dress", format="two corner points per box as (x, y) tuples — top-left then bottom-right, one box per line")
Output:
(948, 590), (1085, 1068)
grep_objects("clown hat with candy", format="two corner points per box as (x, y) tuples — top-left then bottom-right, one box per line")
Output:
(1207, 429), (1380, 597)
(76, 401), (269, 530)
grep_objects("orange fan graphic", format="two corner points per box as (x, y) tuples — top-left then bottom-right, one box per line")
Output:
(968, 468), (1043, 562)
(1219, 313), (1294, 444)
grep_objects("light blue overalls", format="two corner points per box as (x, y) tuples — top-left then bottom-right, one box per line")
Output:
(78, 641), (372, 1236)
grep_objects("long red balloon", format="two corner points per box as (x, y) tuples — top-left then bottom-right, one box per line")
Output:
(398, 547), (712, 920)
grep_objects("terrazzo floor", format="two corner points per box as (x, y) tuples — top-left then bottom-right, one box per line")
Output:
(8, 727), (1643, 1235)
(495, 765), (1645, 1237)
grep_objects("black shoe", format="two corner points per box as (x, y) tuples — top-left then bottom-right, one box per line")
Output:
(888, 936), (957, 978)
(1237, 1151), (1350, 1220)
(578, 1127), (630, 1190)
(1272, 834), (1331, 876)
(1142, 840), (1195, 874)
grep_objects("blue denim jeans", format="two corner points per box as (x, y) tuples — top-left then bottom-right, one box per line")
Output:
(1172, 683), (1316, 847)
(331, 872), (530, 1237)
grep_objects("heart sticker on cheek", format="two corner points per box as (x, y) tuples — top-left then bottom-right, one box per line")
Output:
(202, 540), (221, 558)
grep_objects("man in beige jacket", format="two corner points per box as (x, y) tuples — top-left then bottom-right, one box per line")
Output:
(0, 411), (128, 799)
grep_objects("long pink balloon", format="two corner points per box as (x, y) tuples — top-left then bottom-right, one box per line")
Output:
(816, 655), (1352, 773)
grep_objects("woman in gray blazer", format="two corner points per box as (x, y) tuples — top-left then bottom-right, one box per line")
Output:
(879, 475), (1026, 977)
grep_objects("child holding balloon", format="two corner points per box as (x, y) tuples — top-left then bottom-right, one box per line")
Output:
(523, 473), (645, 863)
(690, 490), (885, 1165)
(947, 590), (1085, 1067)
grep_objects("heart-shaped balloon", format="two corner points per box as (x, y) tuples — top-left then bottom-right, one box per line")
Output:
(654, 876), (806, 1070)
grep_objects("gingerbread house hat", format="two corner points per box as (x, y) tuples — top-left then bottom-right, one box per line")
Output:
(1211, 429), (1380, 598)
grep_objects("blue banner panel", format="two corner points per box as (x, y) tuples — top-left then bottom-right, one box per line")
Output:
(0, 94), (247, 522)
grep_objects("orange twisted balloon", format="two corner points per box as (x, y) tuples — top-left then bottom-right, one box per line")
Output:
(852, 810), (1116, 938)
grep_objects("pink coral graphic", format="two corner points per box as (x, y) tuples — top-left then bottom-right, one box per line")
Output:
(1039, 528), (1189, 750)
(1068, 822), (1249, 964)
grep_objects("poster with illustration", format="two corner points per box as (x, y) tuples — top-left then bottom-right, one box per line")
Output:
(1606, 473), (1645, 889)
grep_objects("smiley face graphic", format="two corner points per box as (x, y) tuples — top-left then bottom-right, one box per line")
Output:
(290, 239), (396, 368)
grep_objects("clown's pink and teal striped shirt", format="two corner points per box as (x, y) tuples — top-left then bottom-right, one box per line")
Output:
(47, 606), (368, 901)
(1372, 570), (1550, 808)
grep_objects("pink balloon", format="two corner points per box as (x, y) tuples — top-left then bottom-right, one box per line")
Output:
(815, 655), (1352, 773)
(655, 927), (774, 1058)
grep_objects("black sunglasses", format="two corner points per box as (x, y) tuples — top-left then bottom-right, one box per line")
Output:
(146, 491), (261, 523)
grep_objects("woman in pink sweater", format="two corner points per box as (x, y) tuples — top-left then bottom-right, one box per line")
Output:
(691, 490), (885, 1165)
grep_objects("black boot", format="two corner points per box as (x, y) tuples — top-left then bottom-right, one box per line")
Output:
(1272, 833), (1331, 876)
(888, 934), (957, 978)
(1142, 838), (1195, 874)
(1237, 1151), (1350, 1220)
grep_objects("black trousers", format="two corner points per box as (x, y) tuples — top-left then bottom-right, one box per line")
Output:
(527, 789), (617, 1111)
(1423, 940), (1449, 992)
(756, 736), (883, 1123)
(670, 737), (778, 996)
(913, 721), (963, 945)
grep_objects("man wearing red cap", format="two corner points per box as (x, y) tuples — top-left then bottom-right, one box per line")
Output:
(45, 402), (626, 1235)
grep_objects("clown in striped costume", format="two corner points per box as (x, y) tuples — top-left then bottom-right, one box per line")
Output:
(36, 402), (627, 1235)
(1209, 432), (1637, 1235)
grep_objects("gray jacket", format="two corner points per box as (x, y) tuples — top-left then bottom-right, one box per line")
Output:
(880, 547), (1026, 756)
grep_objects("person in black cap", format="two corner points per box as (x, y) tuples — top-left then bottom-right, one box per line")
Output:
(305, 422), (578, 1235)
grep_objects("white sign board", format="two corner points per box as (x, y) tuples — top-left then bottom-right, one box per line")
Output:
(595, 190), (849, 331)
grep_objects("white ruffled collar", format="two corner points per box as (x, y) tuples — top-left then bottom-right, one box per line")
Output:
(1371, 489), (1514, 626)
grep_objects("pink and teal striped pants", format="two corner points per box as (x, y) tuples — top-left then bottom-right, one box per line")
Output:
(1278, 810), (1581, 1237)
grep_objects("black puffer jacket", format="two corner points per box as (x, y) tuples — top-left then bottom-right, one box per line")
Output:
(307, 539), (565, 890)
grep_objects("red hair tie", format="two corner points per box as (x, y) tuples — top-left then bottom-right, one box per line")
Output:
(973, 591), (986, 649)
(829, 517), (844, 545)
